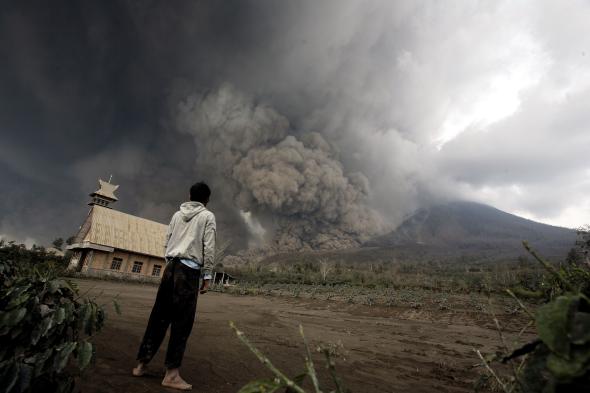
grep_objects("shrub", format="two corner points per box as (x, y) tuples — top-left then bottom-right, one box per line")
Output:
(0, 241), (106, 393)
(475, 241), (590, 392)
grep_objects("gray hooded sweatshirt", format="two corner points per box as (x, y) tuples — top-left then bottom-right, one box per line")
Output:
(164, 201), (216, 275)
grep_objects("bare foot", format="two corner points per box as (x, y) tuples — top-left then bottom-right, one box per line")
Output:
(161, 374), (192, 391)
(132, 363), (147, 377)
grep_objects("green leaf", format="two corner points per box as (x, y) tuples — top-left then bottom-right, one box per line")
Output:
(30, 326), (42, 346)
(10, 326), (23, 340)
(56, 377), (75, 393)
(570, 311), (590, 345)
(0, 362), (19, 393)
(5, 308), (27, 327)
(17, 364), (33, 392)
(546, 347), (590, 382)
(54, 307), (66, 325)
(83, 303), (97, 335)
(61, 279), (77, 294)
(32, 348), (53, 377)
(47, 279), (63, 294)
(41, 315), (54, 336)
(520, 344), (551, 392)
(237, 379), (282, 393)
(23, 347), (53, 377)
(79, 302), (93, 333)
(8, 286), (31, 308)
(62, 302), (74, 323)
(39, 304), (51, 318)
(53, 341), (77, 372)
(536, 295), (578, 357)
(77, 341), (93, 370)
(31, 316), (54, 345)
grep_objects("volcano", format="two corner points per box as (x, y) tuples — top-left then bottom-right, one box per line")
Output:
(366, 201), (576, 257)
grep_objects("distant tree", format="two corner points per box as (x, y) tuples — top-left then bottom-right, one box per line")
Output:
(52, 237), (64, 250)
(566, 247), (583, 265)
(319, 259), (333, 282)
(575, 225), (590, 264)
(65, 235), (76, 246)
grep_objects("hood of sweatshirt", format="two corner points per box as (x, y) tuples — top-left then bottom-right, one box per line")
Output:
(179, 201), (207, 222)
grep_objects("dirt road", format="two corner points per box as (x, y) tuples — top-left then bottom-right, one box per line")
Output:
(74, 279), (524, 393)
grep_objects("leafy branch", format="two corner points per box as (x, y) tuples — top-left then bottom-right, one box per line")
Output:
(0, 242), (106, 393)
(475, 240), (590, 392)
(229, 322), (350, 393)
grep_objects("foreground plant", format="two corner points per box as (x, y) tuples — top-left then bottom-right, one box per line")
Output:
(475, 240), (590, 392)
(0, 242), (108, 393)
(230, 322), (349, 393)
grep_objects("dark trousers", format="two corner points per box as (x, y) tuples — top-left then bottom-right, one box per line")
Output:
(137, 259), (200, 369)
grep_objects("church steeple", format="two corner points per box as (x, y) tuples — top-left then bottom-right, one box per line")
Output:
(89, 178), (119, 208)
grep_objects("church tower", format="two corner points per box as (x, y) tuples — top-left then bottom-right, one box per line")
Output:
(88, 178), (119, 208)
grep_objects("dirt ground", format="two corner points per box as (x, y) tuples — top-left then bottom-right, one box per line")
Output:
(73, 278), (529, 393)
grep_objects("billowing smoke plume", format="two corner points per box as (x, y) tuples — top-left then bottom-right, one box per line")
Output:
(176, 84), (385, 250)
(3, 2), (588, 247)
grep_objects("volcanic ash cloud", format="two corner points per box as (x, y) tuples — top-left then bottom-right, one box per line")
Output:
(176, 84), (385, 250)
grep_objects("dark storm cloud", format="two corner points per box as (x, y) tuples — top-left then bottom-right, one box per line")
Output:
(1, 1), (589, 247)
(0, 1), (314, 248)
(0, 1), (203, 245)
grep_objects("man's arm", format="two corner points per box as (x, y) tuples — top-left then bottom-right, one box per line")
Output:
(164, 213), (176, 251)
(202, 213), (216, 280)
(199, 213), (216, 294)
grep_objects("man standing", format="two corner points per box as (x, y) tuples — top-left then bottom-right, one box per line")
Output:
(133, 182), (216, 391)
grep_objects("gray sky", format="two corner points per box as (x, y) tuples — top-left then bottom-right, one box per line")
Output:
(1, 1), (589, 248)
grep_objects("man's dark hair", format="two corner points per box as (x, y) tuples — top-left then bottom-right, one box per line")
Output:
(190, 182), (211, 203)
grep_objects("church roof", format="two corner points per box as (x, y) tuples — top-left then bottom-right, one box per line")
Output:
(78, 205), (167, 258)
(91, 179), (119, 201)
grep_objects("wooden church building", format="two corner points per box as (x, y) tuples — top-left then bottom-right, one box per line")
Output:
(67, 179), (168, 281)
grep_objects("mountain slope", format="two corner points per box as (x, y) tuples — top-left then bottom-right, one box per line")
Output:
(366, 201), (576, 256)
